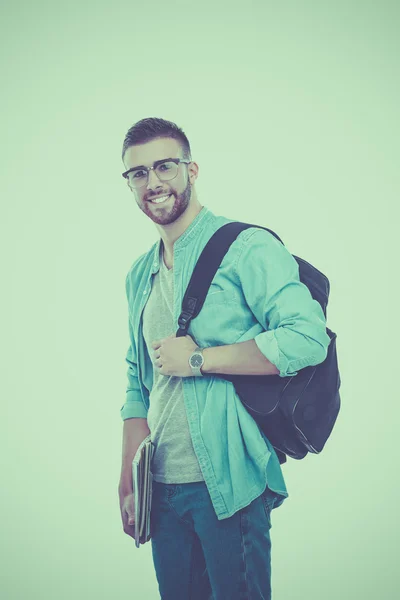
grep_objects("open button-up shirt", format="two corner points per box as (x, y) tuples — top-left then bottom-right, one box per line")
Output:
(121, 207), (331, 519)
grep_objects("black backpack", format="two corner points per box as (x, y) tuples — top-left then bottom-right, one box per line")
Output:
(175, 222), (341, 464)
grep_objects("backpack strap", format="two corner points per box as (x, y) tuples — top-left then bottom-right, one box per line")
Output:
(176, 221), (288, 465)
(176, 221), (283, 336)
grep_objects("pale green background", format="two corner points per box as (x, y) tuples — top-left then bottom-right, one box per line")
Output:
(1, 0), (399, 598)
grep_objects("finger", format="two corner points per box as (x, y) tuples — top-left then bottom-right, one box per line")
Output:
(123, 519), (136, 538)
(123, 529), (135, 540)
(152, 339), (165, 350)
(124, 505), (135, 523)
(123, 513), (135, 530)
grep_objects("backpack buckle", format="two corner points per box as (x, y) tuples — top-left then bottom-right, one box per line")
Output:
(178, 311), (192, 331)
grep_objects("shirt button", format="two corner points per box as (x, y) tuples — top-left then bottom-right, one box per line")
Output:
(143, 290), (148, 295)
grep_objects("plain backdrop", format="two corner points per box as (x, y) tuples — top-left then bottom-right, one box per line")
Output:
(1, 1), (399, 598)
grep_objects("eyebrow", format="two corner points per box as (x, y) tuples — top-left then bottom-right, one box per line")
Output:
(130, 157), (178, 170)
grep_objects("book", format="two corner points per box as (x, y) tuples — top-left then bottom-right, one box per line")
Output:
(132, 434), (155, 548)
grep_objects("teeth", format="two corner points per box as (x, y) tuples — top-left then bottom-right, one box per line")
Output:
(152, 195), (171, 204)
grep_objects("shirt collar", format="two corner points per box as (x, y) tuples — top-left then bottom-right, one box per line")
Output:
(151, 206), (213, 274)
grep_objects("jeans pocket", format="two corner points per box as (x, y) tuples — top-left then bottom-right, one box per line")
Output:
(166, 484), (179, 499)
(261, 488), (274, 529)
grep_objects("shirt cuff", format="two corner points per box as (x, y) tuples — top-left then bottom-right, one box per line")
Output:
(254, 331), (300, 378)
(120, 393), (148, 420)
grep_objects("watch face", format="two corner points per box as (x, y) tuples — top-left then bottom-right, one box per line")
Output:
(191, 353), (203, 368)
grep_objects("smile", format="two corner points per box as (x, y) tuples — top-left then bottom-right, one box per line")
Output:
(149, 194), (172, 204)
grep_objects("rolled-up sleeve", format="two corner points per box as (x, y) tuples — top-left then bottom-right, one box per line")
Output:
(235, 229), (331, 377)
(120, 278), (148, 420)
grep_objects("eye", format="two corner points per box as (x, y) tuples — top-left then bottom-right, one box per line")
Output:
(158, 161), (174, 172)
(132, 169), (146, 179)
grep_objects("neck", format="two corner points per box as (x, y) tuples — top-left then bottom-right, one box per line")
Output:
(156, 192), (204, 260)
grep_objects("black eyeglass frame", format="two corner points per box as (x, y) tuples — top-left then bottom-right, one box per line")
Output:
(122, 158), (192, 186)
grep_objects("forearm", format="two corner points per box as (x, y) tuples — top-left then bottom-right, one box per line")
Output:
(119, 417), (150, 494)
(202, 339), (279, 376)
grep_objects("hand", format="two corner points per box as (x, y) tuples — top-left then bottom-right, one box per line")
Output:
(151, 334), (198, 378)
(119, 490), (135, 539)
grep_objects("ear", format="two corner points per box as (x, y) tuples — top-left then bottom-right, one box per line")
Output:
(188, 161), (199, 184)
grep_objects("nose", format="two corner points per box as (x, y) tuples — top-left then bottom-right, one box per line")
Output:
(146, 168), (163, 191)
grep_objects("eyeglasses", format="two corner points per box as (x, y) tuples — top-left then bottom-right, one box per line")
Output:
(122, 158), (191, 189)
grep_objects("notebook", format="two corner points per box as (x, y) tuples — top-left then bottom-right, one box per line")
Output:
(132, 434), (155, 548)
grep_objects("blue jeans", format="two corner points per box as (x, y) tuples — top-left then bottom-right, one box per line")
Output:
(150, 481), (275, 599)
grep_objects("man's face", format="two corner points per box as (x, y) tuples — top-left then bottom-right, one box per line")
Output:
(123, 137), (193, 226)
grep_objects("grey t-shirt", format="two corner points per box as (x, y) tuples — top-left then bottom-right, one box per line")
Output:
(142, 247), (204, 484)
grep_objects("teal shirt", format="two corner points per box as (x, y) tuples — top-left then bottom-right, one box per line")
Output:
(121, 207), (331, 520)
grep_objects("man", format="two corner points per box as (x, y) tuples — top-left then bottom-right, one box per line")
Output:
(118, 117), (330, 599)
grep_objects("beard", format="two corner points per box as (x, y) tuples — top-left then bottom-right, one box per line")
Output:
(138, 178), (192, 226)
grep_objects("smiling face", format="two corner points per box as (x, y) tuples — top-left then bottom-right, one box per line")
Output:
(123, 137), (195, 226)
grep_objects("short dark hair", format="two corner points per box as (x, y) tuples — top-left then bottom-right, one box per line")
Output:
(122, 117), (192, 162)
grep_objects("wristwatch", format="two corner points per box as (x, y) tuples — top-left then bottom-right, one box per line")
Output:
(188, 347), (205, 377)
